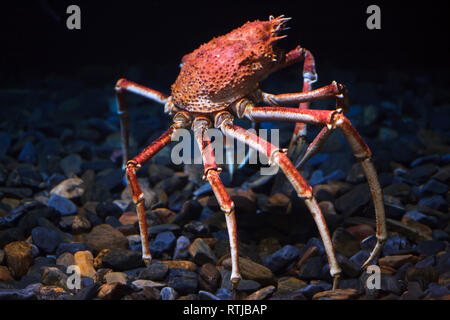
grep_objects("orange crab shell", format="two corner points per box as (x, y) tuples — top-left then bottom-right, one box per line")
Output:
(170, 17), (289, 113)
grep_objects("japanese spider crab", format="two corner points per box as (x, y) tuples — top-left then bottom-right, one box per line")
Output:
(115, 15), (387, 292)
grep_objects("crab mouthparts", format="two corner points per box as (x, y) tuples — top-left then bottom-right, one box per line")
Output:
(269, 15), (291, 41)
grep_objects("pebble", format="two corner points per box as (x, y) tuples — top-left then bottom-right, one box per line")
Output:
(132, 279), (165, 289)
(173, 235), (191, 260)
(4, 241), (34, 278)
(150, 231), (176, 256)
(222, 256), (276, 286)
(160, 286), (178, 300)
(99, 249), (144, 271)
(138, 262), (169, 281)
(97, 282), (133, 300)
(332, 227), (360, 258)
(40, 266), (68, 289)
(297, 256), (324, 280)
(80, 224), (128, 254)
(166, 268), (198, 295)
(277, 277), (307, 294)
(416, 240), (446, 256)
(95, 201), (123, 219)
(0, 265), (14, 282)
(31, 226), (63, 254)
(188, 238), (217, 265)
(47, 195), (77, 216)
(161, 260), (197, 272)
(56, 242), (93, 256)
(294, 283), (332, 299)
(74, 250), (96, 278)
(60, 153), (82, 177)
(379, 254), (419, 270)
(313, 288), (360, 300)
(239, 285), (273, 300)
(198, 263), (220, 292)
(59, 215), (91, 233)
(56, 252), (75, 268)
(263, 245), (301, 274)
(50, 177), (85, 199)
(118, 211), (138, 225)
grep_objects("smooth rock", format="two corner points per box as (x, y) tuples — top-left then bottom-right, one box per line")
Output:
(138, 262), (169, 281)
(263, 245), (301, 274)
(47, 195), (77, 216)
(50, 177), (85, 199)
(80, 224), (128, 254)
(74, 250), (96, 278)
(31, 226), (62, 254)
(4, 241), (33, 278)
(166, 268), (198, 295)
(189, 238), (217, 265)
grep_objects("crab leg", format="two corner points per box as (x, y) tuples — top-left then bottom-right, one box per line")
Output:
(115, 78), (169, 169)
(125, 112), (190, 266)
(216, 112), (342, 289)
(243, 107), (388, 268)
(192, 117), (241, 288)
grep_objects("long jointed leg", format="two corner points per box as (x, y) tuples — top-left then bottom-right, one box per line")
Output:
(243, 107), (388, 268)
(125, 112), (191, 266)
(192, 117), (241, 288)
(216, 112), (342, 289)
(115, 78), (169, 169)
(257, 72), (349, 166)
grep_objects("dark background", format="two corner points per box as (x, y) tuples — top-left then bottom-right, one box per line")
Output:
(1, 0), (450, 89)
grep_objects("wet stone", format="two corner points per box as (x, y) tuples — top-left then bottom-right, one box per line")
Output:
(0, 265), (14, 282)
(236, 279), (261, 292)
(295, 283), (332, 300)
(297, 256), (324, 280)
(189, 238), (217, 265)
(160, 286), (178, 300)
(100, 249), (144, 271)
(97, 282), (134, 300)
(418, 195), (447, 211)
(332, 227), (360, 258)
(403, 210), (438, 228)
(313, 288), (360, 300)
(150, 231), (176, 256)
(166, 268), (198, 295)
(349, 250), (371, 269)
(95, 201), (123, 219)
(221, 256), (276, 286)
(132, 279), (165, 289)
(419, 179), (449, 195)
(243, 285), (275, 300)
(138, 262), (169, 281)
(47, 195), (77, 216)
(173, 235), (191, 260)
(416, 240), (446, 256)
(59, 215), (91, 233)
(74, 250), (96, 278)
(335, 183), (371, 216)
(105, 216), (122, 228)
(263, 245), (301, 274)
(198, 263), (220, 292)
(50, 177), (85, 199)
(382, 236), (414, 256)
(56, 252), (75, 269)
(4, 241), (34, 279)
(405, 163), (438, 184)
(56, 242), (93, 256)
(60, 153), (82, 177)
(415, 255), (435, 268)
(31, 226), (62, 254)
(41, 266), (68, 289)
(424, 283), (450, 299)
(80, 224), (128, 254)
(277, 277), (307, 295)
(184, 221), (210, 237)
